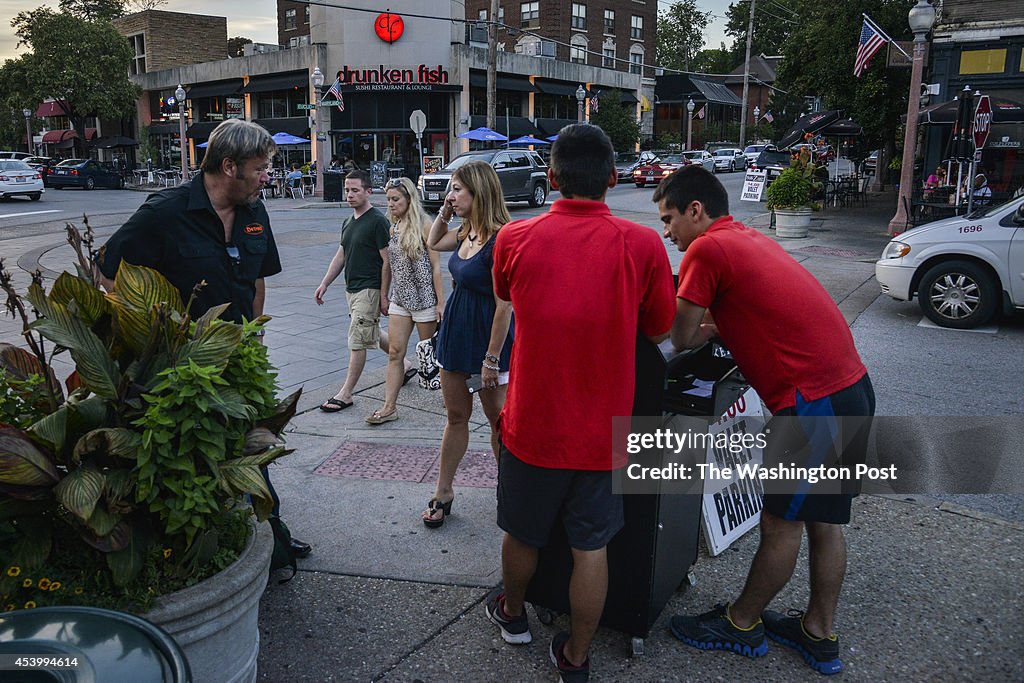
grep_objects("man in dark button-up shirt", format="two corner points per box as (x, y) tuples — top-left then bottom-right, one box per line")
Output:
(98, 119), (310, 559)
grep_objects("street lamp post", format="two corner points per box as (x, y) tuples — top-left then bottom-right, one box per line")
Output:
(753, 105), (760, 142)
(175, 84), (188, 183)
(576, 84), (586, 122)
(22, 109), (32, 155)
(888, 0), (936, 235)
(311, 67), (325, 199)
(686, 98), (695, 151)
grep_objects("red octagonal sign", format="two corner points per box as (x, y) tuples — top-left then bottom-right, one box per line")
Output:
(973, 95), (992, 150)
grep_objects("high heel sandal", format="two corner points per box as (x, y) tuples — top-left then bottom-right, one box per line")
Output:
(421, 497), (454, 528)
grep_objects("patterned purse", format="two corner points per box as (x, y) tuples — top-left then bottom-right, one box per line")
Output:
(416, 334), (441, 390)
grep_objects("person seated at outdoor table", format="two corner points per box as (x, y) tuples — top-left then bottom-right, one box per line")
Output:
(972, 173), (992, 205)
(286, 163), (303, 188)
(924, 166), (946, 189)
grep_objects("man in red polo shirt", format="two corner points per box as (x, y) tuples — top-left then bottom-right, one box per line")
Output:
(484, 124), (675, 682)
(655, 166), (874, 675)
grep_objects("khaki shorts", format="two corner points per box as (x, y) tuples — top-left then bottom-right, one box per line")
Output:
(388, 300), (439, 323)
(346, 289), (381, 350)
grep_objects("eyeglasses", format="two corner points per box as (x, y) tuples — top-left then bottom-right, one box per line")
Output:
(225, 244), (241, 267)
(385, 179), (408, 191)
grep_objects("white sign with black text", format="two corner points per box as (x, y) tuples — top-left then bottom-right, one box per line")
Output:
(741, 171), (768, 202)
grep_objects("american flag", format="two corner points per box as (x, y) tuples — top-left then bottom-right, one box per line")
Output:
(696, 105), (706, 120)
(763, 111), (774, 123)
(854, 19), (887, 78)
(324, 77), (345, 112)
(590, 91), (599, 114)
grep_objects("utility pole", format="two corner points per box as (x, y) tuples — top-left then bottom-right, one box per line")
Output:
(486, 0), (499, 130)
(738, 0), (756, 149)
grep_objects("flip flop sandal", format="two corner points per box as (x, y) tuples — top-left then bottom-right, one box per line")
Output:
(365, 410), (399, 425)
(402, 368), (418, 386)
(320, 398), (353, 412)
(422, 497), (454, 528)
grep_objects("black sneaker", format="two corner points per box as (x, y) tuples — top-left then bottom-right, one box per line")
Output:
(549, 631), (589, 683)
(763, 609), (843, 675)
(484, 591), (532, 644)
(669, 603), (768, 658)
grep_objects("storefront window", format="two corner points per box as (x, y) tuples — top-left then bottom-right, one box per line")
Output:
(470, 88), (523, 117)
(959, 49), (1007, 75)
(255, 88), (308, 119)
(535, 94), (573, 120)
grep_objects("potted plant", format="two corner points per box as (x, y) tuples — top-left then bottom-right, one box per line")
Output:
(766, 149), (823, 238)
(0, 220), (300, 681)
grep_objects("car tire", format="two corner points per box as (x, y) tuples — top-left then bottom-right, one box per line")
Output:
(30, 193), (41, 201)
(917, 260), (999, 329)
(635, 182), (645, 188)
(85, 177), (95, 191)
(528, 183), (547, 208)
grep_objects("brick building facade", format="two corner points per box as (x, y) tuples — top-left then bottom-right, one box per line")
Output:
(464, 0), (657, 77)
(277, 0), (312, 47)
(113, 10), (227, 74)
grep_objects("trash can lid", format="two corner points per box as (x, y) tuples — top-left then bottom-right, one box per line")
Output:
(0, 606), (186, 682)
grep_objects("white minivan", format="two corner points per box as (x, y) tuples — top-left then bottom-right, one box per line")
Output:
(875, 195), (1024, 328)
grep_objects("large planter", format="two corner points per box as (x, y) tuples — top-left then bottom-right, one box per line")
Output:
(144, 520), (273, 683)
(774, 207), (813, 238)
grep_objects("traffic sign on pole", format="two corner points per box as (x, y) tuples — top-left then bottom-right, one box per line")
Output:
(296, 104), (316, 110)
(409, 109), (427, 136)
(320, 100), (343, 107)
(973, 95), (992, 150)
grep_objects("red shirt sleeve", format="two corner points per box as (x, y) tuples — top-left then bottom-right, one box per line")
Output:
(493, 228), (511, 301)
(638, 235), (677, 337)
(676, 236), (729, 308)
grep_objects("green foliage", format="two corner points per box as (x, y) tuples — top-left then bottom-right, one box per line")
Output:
(657, 0), (713, 72)
(0, 223), (301, 610)
(227, 36), (254, 58)
(57, 0), (125, 21)
(765, 149), (822, 209)
(692, 44), (736, 74)
(589, 91), (641, 153)
(725, 0), (799, 64)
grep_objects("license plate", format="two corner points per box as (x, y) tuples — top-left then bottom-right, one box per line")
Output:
(428, 192), (439, 200)
(646, 175), (654, 181)
(16, 177), (25, 183)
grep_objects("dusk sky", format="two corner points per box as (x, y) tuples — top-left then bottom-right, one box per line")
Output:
(0, 0), (734, 64)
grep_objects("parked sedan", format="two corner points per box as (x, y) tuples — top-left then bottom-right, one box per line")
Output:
(682, 150), (715, 172)
(743, 144), (767, 165)
(876, 195), (1024, 329)
(633, 154), (688, 188)
(615, 151), (659, 182)
(0, 159), (44, 201)
(417, 149), (548, 209)
(48, 159), (125, 190)
(24, 156), (55, 186)
(712, 148), (747, 173)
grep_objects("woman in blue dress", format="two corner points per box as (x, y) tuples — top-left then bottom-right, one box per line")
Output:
(423, 161), (514, 528)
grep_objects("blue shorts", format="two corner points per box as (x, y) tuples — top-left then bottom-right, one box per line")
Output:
(763, 373), (876, 524)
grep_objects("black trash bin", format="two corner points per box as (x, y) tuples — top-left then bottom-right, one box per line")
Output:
(0, 605), (191, 682)
(524, 339), (749, 655)
(322, 170), (345, 202)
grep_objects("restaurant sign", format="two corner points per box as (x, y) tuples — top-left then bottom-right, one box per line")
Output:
(336, 64), (460, 92)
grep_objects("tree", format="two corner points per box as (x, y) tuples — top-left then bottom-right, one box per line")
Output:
(657, 0), (713, 72)
(228, 36), (254, 58)
(10, 6), (140, 158)
(57, 0), (125, 21)
(589, 91), (641, 153)
(724, 0), (798, 64)
(692, 43), (735, 74)
(125, 0), (169, 11)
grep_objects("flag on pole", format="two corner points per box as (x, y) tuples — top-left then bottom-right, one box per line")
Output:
(696, 105), (706, 120)
(324, 78), (345, 112)
(854, 19), (887, 78)
(591, 90), (600, 114)
(763, 111), (774, 123)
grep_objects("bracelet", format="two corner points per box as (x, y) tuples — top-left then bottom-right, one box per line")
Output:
(484, 353), (500, 364)
(482, 362), (500, 371)
(437, 209), (451, 223)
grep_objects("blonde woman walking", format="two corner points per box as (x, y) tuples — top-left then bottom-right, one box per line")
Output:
(366, 177), (444, 424)
(421, 161), (514, 527)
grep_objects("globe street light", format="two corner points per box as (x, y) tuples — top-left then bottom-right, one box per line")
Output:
(686, 98), (695, 151)
(753, 105), (760, 142)
(22, 109), (32, 155)
(175, 84), (188, 183)
(576, 84), (586, 122)
(311, 66), (325, 199)
(888, 0), (936, 236)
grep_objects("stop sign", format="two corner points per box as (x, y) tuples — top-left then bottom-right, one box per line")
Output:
(973, 95), (992, 150)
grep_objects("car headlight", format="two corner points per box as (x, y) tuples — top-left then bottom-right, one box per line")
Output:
(881, 241), (911, 260)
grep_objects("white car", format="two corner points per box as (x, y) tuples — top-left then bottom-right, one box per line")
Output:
(681, 150), (715, 173)
(743, 144), (767, 165)
(712, 148), (746, 173)
(0, 159), (45, 201)
(875, 195), (1024, 328)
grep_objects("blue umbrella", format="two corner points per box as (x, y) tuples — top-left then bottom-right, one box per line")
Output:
(505, 135), (550, 146)
(458, 127), (508, 141)
(197, 141), (208, 148)
(546, 135), (559, 141)
(272, 132), (310, 145)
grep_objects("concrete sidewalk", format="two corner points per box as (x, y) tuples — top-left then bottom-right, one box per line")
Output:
(247, 191), (1021, 682)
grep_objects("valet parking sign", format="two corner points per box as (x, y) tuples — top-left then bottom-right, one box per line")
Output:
(701, 388), (765, 555)
(741, 170), (768, 202)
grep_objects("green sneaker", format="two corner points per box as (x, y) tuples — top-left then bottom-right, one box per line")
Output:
(763, 609), (843, 675)
(669, 603), (768, 658)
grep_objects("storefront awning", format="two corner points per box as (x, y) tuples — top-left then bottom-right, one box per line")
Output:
(534, 80), (588, 98)
(689, 77), (742, 106)
(41, 128), (97, 144)
(470, 115), (540, 138)
(186, 121), (223, 139)
(534, 118), (579, 136)
(254, 117), (310, 137)
(187, 79), (244, 99)
(35, 100), (69, 118)
(593, 87), (639, 104)
(146, 122), (181, 135)
(469, 72), (537, 92)
(243, 72), (307, 94)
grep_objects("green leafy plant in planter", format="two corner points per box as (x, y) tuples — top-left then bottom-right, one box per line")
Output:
(0, 219), (300, 613)
(766, 149), (823, 211)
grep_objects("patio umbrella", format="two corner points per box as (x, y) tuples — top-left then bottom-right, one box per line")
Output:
(818, 118), (864, 179)
(776, 110), (843, 149)
(457, 127), (508, 141)
(272, 132), (311, 145)
(92, 135), (138, 149)
(505, 135), (550, 146)
(918, 96), (1024, 125)
(546, 135), (559, 141)
(197, 141), (209, 148)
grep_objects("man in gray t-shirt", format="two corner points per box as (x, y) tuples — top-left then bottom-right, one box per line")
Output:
(314, 170), (392, 411)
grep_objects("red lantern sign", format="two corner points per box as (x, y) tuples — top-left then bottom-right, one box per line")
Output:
(375, 12), (405, 43)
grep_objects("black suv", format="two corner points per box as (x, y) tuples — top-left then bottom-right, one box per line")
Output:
(750, 148), (792, 185)
(418, 149), (548, 210)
